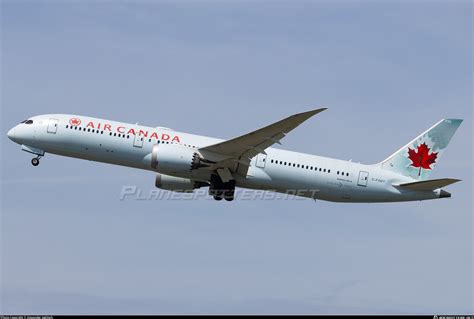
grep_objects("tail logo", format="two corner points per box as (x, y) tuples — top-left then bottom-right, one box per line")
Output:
(408, 143), (438, 176)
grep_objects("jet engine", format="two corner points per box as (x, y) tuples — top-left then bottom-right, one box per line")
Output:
(155, 173), (209, 193)
(151, 144), (212, 175)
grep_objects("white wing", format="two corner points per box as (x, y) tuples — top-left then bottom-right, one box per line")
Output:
(198, 108), (327, 177)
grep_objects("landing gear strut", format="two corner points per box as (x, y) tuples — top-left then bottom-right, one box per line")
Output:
(31, 156), (41, 166)
(209, 174), (235, 201)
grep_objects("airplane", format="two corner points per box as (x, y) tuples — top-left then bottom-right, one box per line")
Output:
(6, 109), (463, 202)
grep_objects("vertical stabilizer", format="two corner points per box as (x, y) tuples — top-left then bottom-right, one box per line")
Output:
(379, 119), (462, 180)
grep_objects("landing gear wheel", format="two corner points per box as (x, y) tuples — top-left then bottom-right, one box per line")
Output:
(209, 174), (235, 201)
(224, 189), (235, 201)
(223, 180), (236, 201)
(212, 190), (223, 201)
(31, 157), (40, 166)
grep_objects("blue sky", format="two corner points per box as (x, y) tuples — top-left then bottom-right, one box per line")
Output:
(1, 0), (472, 314)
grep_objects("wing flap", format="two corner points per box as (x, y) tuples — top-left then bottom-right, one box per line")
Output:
(394, 178), (461, 191)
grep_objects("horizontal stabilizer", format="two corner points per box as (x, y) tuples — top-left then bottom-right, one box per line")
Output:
(394, 178), (461, 191)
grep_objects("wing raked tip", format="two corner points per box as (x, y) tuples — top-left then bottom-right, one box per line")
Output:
(313, 107), (328, 113)
(299, 107), (328, 116)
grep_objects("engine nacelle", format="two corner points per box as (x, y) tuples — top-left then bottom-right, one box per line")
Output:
(155, 173), (208, 193)
(151, 144), (210, 175)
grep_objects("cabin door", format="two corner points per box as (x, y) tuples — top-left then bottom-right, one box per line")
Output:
(47, 118), (59, 134)
(133, 134), (144, 148)
(357, 171), (369, 187)
(256, 153), (267, 168)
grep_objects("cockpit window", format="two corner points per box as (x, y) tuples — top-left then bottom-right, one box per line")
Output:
(20, 120), (27, 123)
(24, 120), (33, 124)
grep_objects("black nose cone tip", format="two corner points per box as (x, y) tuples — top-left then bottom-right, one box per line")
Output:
(439, 190), (451, 198)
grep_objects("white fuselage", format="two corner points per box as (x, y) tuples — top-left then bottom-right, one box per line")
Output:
(7, 114), (443, 203)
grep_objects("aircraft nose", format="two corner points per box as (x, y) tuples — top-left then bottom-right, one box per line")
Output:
(7, 127), (16, 141)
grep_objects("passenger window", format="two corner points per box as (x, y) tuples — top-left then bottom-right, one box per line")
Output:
(66, 125), (69, 129)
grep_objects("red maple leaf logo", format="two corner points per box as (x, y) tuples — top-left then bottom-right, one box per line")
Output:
(69, 118), (81, 126)
(408, 143), (438, 176)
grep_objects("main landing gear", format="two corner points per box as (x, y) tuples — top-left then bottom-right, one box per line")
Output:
(209, 174), (236, 201)
(31, 156), (42, 166)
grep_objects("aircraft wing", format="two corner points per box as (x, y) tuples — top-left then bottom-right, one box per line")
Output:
(198, 108), (327, 177)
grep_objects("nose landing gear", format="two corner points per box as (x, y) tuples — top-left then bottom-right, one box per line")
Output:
(31, 156), (41, 166)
